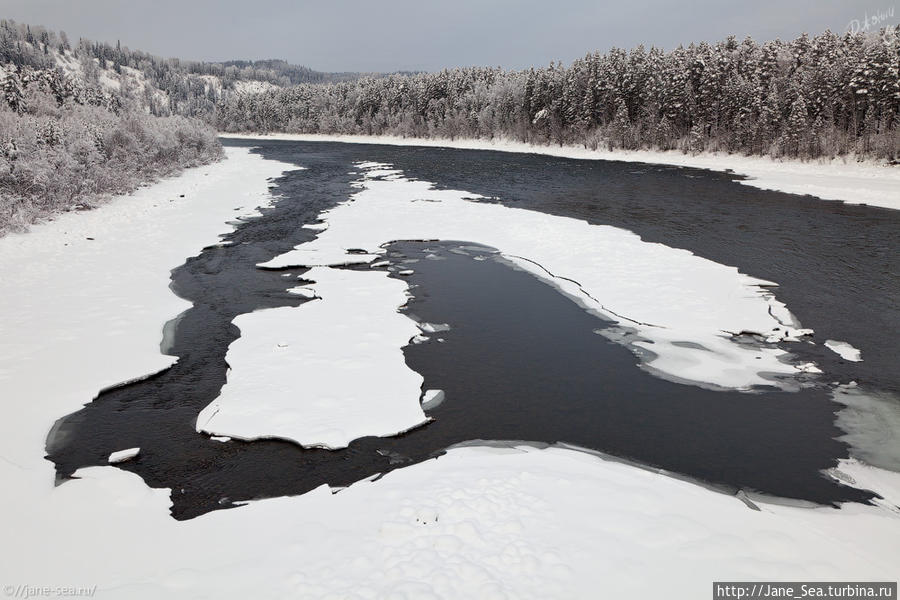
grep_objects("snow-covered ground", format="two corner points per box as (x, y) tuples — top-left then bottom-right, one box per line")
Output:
(1, 146), (899, 599)
(223, 133), (900, 211)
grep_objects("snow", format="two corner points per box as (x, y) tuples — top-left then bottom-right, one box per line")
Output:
(1, 144), (899, 599)
(3, 445), (900, 599)
(222, 133), (900, 211)
(830, 458), (900, 516)
(197, 267), (429, 449)
(289, 286), (316, 299)
(0, 147), (288, 461)
(232, 80), (279, 95)
(825, 339), (863, 362)
(263, 162), (818, 391)
(108, 447), (140, 463)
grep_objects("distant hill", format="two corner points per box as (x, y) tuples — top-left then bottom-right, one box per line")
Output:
(0, 19), (369, 119)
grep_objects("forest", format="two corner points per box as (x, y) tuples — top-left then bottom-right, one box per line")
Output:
(1, 18), (899, 233)
(218, 28), (900, 160)
(0, 20), (226, 233)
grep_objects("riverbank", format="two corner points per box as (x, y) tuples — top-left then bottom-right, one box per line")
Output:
(222, 133), (900, 211)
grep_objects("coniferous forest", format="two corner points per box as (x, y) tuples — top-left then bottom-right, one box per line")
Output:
(1, 18), (899, 232)
(218, 29), (900, 160)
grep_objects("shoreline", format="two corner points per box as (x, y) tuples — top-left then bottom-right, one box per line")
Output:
(221, 132), (900, 211)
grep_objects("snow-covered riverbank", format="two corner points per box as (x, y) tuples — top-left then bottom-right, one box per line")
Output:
(223, 133), (900, 211)
(1, 146), (899, 599)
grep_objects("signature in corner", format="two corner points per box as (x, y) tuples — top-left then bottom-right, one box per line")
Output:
(847, 5), (896, 35)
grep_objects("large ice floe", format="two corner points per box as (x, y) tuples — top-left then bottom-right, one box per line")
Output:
(197, 267), (429, 448)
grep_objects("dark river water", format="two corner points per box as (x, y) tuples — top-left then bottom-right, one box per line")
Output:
(46, 139), (899, 519)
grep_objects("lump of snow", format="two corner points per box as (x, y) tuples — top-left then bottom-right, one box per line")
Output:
(108, 448), (140, 464)
(397, 269), (415, 276)
(419, 322), (451, 334)
(825, 339), (863, 362)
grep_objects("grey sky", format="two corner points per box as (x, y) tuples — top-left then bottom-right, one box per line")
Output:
(1, 0), (894, 72)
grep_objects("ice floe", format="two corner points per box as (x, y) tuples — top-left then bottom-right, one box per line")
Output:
(421, 389), (446, 410)
(825, 339), (863, 362)
(108, 448), (140, 463)
(196, 266), (428, 448)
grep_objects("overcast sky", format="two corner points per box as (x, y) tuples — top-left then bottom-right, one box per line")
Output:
(1, 0), (894, 72)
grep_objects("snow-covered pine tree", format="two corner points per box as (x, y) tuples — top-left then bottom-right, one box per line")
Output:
(783, 96), (810, 156)
(610, 97), (630, 149)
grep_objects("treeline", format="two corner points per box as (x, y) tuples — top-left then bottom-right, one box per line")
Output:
(219, 29), (900, 160)
(0, 21), (222, 234)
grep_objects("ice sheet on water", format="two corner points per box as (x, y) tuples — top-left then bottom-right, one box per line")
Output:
(262, 161), (824, 391)
(833, 384), (900, 471)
